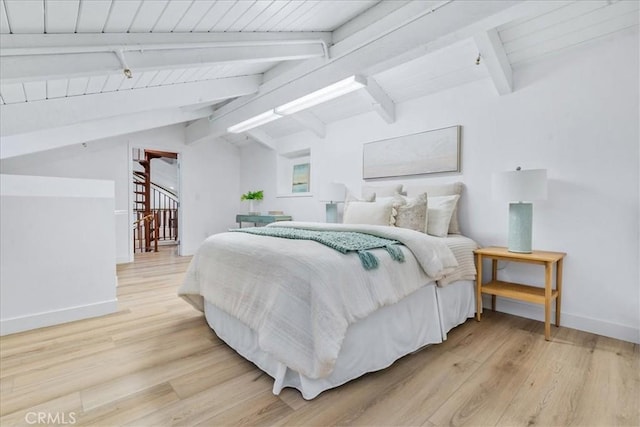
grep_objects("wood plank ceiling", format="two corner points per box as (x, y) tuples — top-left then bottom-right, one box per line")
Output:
(0, 0), (378, 34)
(0, 0), (377, 104)
(0, 0), (637, 144)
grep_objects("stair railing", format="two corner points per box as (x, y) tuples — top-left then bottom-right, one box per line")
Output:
(133, 175), (179, 245)
(133, 212), (158, 253)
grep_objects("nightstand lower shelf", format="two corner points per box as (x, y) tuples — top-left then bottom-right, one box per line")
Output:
(481, 280), (558, 305)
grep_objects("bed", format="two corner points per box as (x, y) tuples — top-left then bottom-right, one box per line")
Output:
(178, 220), (477, 399)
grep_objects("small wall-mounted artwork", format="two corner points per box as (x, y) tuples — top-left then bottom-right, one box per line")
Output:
(362, 125), (461, 179)
(292, 163), (311, 193)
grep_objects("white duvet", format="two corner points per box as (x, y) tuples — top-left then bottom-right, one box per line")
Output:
(178, 221), (465, 379)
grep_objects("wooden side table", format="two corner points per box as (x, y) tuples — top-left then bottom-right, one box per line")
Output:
(236, 214), (292, 228)
(474, 246), (566, 341)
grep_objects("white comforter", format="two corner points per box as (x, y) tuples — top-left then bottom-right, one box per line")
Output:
(178, 221), (460, 379)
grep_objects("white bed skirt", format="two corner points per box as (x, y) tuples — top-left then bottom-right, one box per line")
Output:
(204, 280), (475, 400)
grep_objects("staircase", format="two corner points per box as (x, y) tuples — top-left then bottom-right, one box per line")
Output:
(133, 149), (179, 253)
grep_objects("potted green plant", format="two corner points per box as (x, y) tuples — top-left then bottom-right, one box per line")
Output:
(240, 190), (264, 214)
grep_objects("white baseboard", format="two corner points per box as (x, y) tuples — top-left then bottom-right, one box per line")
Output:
(0, 299), (118, 336)
(116, 255), (133, 264)
(482, 295), (640, 344)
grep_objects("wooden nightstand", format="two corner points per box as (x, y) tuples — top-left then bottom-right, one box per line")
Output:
(474, 246), (566, 341)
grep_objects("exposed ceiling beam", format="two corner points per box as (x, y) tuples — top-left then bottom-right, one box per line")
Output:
(1, 44), (324, 85)
(290, 111), (326, 139)
(197, 0), (530, 142)
(0, 106), (213, 160)
(185, 117), (212, 147)
(332, 0), (414, 44)
(245, 129), (276, 151)
(474, 29), (513, 95)
(362, 77), (396, 124)
(1, 75), (261, 137)
(262, 0), (546, 96)
(358, 0), (572, 77)
(1, 32), (333, 54)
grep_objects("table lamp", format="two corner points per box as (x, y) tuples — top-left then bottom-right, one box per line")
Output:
(319, 183), (345, 223)
(492, 168), (547, 253)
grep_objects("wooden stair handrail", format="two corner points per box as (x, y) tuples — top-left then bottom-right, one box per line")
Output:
(133, 213), (158, 252)
(133, 213), (154, 226)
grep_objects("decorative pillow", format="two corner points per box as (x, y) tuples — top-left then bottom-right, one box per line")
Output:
(346, 189), (375, 203)
(343, 199), (396, 226)
(426, 195), (460, 237)
(361, 184), (403, 200)
(343, 190), (375, 221)
(404, 182), (463, 234)
(393, 193), (428, 233)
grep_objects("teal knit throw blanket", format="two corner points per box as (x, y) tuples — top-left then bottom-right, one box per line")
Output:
(231, 227), (405, 270)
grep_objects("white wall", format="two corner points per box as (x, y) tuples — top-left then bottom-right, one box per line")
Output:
(149, 158), (179, 195)
(0, 175), (118, 335)
(0, 124), (242, 261)
(240, 29), (639, 343)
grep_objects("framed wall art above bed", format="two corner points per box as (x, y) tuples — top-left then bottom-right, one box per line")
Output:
(362, 125), (461, 179)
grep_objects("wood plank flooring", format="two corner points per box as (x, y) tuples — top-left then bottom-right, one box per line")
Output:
(1, 246), (638, 426)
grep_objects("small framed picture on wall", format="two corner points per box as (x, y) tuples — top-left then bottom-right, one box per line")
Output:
(292, 163), (310, 193)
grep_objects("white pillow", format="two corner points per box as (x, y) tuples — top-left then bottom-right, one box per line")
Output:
(343, 191), (375, 221)
(361, 184), (403, 200)
(343, 200), (395, 226)
(346, 189), (375, 203)
(405, 182), (464, 234)
(426, 195), (460, 237)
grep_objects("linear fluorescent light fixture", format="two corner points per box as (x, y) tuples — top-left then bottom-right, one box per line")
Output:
(227, 110), (283, 133)
(226, 75), (366, 133)
(275, 75), (366, 116)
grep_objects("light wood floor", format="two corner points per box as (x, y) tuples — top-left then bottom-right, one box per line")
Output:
(1, 246), (638, 426)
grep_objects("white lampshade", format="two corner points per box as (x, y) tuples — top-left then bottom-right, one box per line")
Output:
(492, 169), (547, 202)
(319, 182), (346, 203)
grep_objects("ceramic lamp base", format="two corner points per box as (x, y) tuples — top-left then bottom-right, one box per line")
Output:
(325, 203), (338, 223)
(508, 202), (533, 253)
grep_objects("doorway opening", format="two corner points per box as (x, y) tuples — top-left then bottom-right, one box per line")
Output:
(132, 148), (180, 254)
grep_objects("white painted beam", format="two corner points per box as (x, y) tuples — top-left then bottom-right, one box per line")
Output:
(474, 29), (513, 95)
(332, 0), (413, 44)
(360, 0), (574, 76)
(185, 118), (212, 146)
(290, 111), (326, 138)
(0, 107), (213, 159)
(362, 77), (395, 124)
(1, 75), (261, 137)
(1, 32), (332, 53)
(246, 129), (276, 151)
(1, 44), (323, 84)
(203, 1), (528, 141)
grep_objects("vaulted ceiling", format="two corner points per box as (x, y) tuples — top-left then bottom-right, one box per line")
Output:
(0, 0), (637, 158)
